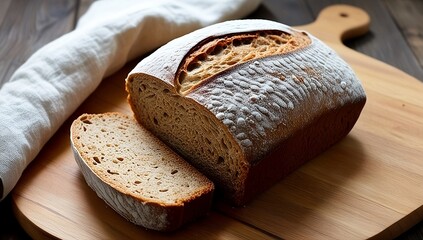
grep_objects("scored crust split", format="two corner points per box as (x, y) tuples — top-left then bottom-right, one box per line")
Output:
(125, 19), (366, 206)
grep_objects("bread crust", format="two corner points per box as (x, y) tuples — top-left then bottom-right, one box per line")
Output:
(70, 113), (214, 231)
(126, 19), (366, 205)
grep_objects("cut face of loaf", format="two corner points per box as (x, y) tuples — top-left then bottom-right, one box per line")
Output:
(126, 19), (366, 205)
(70, 113), (214, 231)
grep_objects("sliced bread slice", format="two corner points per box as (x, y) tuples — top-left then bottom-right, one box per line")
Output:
(70, 112), (214, 232)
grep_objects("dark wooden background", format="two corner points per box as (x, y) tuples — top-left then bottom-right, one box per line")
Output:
(0, 0), (422, 239)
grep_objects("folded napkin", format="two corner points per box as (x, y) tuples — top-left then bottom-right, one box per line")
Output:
(0, 0), (261, 200)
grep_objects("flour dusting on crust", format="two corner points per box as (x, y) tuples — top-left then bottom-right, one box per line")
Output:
(188, 37), (364, 161)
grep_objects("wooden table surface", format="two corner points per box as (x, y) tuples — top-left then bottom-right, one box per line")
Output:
(1, 0), (422, 239)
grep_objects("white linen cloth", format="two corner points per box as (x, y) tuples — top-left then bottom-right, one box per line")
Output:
(0, 0), (261, 200)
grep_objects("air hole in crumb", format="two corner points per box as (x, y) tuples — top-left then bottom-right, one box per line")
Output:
(171, 170), (178, 175)
(217, 156), (224, 164)
(163, 89), (170, 93)
(187, 62), (201, 72)
(93, 156), (101, 164)
(340, 12), (348, 18)
(197, 53), (207, 61)
(107, 169), (119, 175)
(80, 117), (92, 124)
(153, 117), (158, 125)
(163, 112), (169, 118)
(159, 189), (168, 192)
(117, 157), (124, 161)
(242, 38), (253, 45)
(210, 45), (223, 55)
(145, 93), (155, 99)
(221, 139), (228, 149)
(179, 71), (187, 80)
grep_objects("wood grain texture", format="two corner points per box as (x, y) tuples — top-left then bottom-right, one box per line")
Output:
(10, 4), (423, 240)
(385, 0), (423, 70)
(305, 0), (423, 81)
(249, 0), (423, 82)
(0, 0), (82, 87)
(248, 0), (313, 26)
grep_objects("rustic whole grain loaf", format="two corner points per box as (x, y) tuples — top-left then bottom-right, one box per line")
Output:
(70, 112), (214, 231)
(126, 19), (366, 205)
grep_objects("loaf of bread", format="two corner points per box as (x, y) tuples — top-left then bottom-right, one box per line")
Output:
(126, 19), (366, 206)
(70, 113), (214, 231)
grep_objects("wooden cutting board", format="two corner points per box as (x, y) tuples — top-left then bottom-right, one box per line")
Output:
(12, 5), (423, 239)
